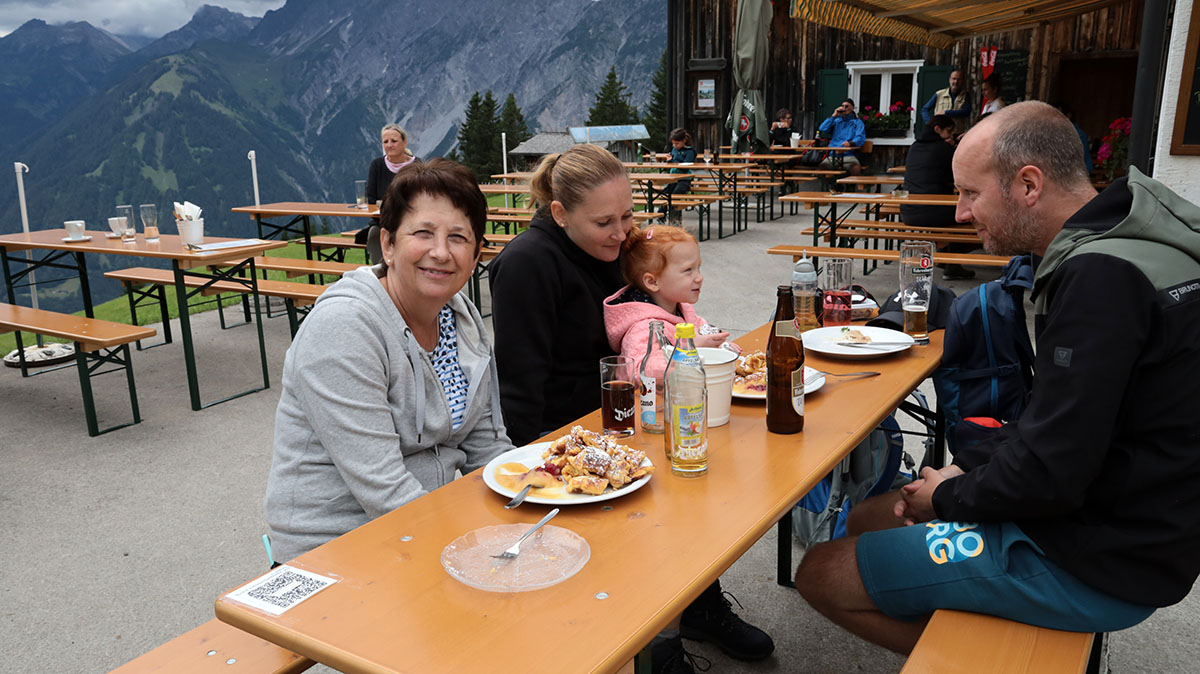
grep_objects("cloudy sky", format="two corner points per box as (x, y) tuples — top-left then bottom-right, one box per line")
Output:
(0, 0), (286, 38)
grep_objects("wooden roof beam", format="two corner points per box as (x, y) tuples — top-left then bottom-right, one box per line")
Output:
(875, 0), (1011, 20)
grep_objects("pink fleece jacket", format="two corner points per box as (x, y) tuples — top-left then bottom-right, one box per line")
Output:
(603, 285), (709, 371)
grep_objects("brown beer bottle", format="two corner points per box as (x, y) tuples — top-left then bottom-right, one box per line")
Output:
(767, 285), (805, 434)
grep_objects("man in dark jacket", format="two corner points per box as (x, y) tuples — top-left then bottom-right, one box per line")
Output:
(900, 114), (973, 280)
(795, 101), (1200, 653)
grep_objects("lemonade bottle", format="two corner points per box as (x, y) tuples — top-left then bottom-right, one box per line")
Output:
(664, 323), (707, 477)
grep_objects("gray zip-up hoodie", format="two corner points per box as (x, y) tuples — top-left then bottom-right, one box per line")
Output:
(265, 266), (511, 562)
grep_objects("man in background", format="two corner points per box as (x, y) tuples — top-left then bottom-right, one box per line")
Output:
(921, 69), (971, 134)
(818, 98), (866, 177)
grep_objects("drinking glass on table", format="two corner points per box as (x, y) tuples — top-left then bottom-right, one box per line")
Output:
(599, 355), (636, 436)
(703, 149), (713, 165)
(116, 205), (136, 243)
(140, 204), (159, 242)
(822, 258), (853, 327)
(899, 241), (934, 343)
(355, 180), (367, 209)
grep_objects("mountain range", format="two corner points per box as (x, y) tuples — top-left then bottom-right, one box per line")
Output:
(0, 0), (664, 309)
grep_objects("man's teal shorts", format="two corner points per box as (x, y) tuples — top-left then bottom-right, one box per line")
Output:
(856, 520), (1154, 632)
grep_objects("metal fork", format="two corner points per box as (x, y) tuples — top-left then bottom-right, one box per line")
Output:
(805, 370), (881, 386)
(491, 508), (560, 560)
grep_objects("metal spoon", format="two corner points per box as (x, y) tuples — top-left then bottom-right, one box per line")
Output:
(504, 484), (533, 509)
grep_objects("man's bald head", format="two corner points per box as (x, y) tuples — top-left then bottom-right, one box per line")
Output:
(963, 101), (1092, 194)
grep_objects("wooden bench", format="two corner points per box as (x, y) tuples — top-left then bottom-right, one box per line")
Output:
(109, 618), (313, 674)
(309, 235), (368, 263)
(902, 610), (1096, 674)
(0, 303), (155, 436)
(767, 244), (1011, 267)
(802, 226), (982, 246)
(105, 267), (329, 339)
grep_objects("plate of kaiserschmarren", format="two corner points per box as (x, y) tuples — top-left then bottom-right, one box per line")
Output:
(483, 425), (655, 505)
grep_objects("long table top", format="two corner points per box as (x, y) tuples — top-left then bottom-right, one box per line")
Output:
(215, 324), (943, 674)
(781, 191), (958, 207)
(0, 229), (286, 268)
(232, 202), (381, 219)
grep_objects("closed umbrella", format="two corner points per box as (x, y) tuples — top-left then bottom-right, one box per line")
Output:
(727, 0), (772, 152)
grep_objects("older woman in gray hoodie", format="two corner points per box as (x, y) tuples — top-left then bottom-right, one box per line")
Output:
(265, 159), (511, 563)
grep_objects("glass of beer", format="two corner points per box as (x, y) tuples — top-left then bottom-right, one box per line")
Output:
(821, 258), (853, 327)
(899, 241), (934, 343)
(600, 355), (636, 436)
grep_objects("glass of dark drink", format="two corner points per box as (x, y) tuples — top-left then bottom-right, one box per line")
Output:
(821, 258), (853, 327)
(600, 356), (637, 436)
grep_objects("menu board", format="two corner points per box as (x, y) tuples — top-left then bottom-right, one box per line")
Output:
(993, 49), (1029, 104)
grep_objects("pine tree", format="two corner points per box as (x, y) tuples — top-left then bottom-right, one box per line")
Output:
(456, 90), (501, 180)
(587, 66), (639, 127)
(642, 51), (668, 152)
(497, 93), (532, 156)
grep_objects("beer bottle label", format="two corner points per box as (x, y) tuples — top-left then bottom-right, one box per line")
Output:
(639, 375), (657, 426)
(774, 319), (798, 338)
(790, 367), (805, 416)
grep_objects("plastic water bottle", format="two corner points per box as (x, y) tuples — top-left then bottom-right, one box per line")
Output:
(638, 320), (668, 434)
(664, 323), (707, 477)
(791, 251), (820, 332)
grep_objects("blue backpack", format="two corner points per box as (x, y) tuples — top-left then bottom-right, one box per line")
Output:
(932, 255), (1035, 457)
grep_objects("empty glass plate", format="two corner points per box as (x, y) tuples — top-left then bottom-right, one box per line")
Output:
(441, 523), (590, 592)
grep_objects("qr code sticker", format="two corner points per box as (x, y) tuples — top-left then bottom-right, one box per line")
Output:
(225, 566), (337, 616)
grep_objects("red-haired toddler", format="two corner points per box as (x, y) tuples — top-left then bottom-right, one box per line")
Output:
(603, 225), (732, 368)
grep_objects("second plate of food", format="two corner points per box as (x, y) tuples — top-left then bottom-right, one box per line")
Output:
(732, 366), (825, 400)
(801, 326), (915, 360)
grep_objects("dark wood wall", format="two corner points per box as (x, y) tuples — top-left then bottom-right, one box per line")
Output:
(668, 0), (1144, 159)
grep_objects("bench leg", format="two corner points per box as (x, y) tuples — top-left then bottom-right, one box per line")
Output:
(74, 342), (142, 437)
(777, 508), (794, 587)
(285, 300), (300, 338)
(123, 281), (171, 351)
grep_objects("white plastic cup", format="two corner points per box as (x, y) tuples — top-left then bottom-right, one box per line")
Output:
(178, 218), (204, 245)
(790, 132), (801, 148)
(696, 347), (737, 427)
(64, 220), (85, 240)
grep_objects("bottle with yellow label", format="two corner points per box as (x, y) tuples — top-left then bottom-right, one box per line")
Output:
(664, 323), (708, 477)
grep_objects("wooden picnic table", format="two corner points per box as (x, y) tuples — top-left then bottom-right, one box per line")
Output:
(781, 191), (959, 248)
(887, 166), (906, 174)
(836, 175), (905, 189)
(0, 228), (286, 411)
(216, 322), (944, 674)
(232, 202), (377, 261)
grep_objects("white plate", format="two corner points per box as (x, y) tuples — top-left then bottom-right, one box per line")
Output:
(482, 441), (653, 505)
(678, 162), (695, 166)
(61, 235), (92, 242)
(104, 232), (123, 239)
(731, 366), (824, 400)
(802, 326), (914, 360)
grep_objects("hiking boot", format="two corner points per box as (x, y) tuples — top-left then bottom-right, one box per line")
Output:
(941, 264), (976, 281)
(650, 635), (711, 674)
(680, 581), (775, 661)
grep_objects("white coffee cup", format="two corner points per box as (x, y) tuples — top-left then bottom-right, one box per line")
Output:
(107, 217), (127, 236)
(64, 220), (86, 240)
(697, 347), (737, 427)
(178, 218), (204, 245)
(790, 132), (801, 148)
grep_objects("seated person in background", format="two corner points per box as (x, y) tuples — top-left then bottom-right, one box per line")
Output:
(662, 128), (697, 225)
(266, 159), (511, 563)
(1058, 104), (1094, 174)
(818, 98), (866, 177)
(980, 74), (1005, 117)
(769, 107), (797, 147)
(901, 114), (974, 280)
(356, 123), (418, 264)
(795, 101), (1200, 654)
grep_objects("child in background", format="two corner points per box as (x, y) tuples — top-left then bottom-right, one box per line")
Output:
(663, 128), (696, 225)
(603, 225), (732, 368)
